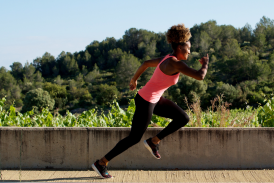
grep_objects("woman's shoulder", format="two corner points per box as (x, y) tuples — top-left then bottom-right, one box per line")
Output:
(144, 56), (166, 67)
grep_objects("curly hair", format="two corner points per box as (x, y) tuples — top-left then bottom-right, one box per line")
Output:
(166, 24), (192, 44)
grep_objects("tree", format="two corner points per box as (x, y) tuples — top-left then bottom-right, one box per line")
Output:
(0, 67), (17, 92)
(33, 52), (56, 77)
(139, 56), (155, 86)
(168, 74), (208, 109)
(57, 52), (79, 76)
(107, 48), (126, 68)
(222, 39), (241, 58)
(21, 88), (55, 114)
(95, 84), (119, 106)
(43, 82), (67, 109)
(55, 75), (64, 85)
(136, 40), (157, 58)
(81, 65), (88, 76)
(23, 62), (36, 81)
(115, 54), (141, 89)
(200, 20), (222, 40)
(199, 31), (211, 55)
(33, 71), (44, 83)
(220, 25), (238, 42)
(214, 39), (222, 52)
(254, 33), (266, 49)
(156, 33), (172, 56)
(84, 64), (100, 83)
(240, 23), (252, 43)
(75, 73), (84, 88)
(215, 82), (240, 104)
(123, 28), (157, 56)
(10, 62), (24, 80)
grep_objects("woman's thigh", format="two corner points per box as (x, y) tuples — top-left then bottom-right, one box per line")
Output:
(153, 96), (188, 120)
(130, 94), (156, 135)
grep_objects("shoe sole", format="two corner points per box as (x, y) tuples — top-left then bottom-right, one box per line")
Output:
(91, 163), (113, 179)
(143, 140), (161, 159)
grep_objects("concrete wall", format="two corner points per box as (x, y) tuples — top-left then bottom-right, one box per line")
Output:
(0, 127), (273, 170)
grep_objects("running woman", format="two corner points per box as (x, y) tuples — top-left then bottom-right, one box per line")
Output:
(92, 24), (209, 179)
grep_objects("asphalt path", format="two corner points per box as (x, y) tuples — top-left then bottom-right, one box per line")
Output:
(1, 169), (274, 182)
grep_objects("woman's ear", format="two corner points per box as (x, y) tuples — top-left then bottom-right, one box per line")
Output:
(178, 44), (182, 51)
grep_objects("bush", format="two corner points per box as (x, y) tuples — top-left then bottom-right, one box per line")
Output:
(14, 99), (23, 107)
(21, 88), (55, 114)
(215, 83), (239, 104)
(95, 84), (119, 106)
(258, 96), (274, 127)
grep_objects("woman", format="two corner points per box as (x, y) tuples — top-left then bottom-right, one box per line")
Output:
(92, 24), (209, 179)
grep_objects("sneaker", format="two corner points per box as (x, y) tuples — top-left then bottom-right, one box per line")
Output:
(91, 160), (113, 179)
(144, 138), (161, 159)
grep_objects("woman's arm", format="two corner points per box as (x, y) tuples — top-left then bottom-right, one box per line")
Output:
(129, 56), (164, 91)
(173, 54), (209, 80)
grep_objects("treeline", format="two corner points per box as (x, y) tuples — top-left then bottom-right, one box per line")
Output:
(1, 16), (274, 113)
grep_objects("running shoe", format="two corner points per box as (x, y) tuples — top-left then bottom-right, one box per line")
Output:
(144, 138), (161, 159)
(91, 160), (113, 179)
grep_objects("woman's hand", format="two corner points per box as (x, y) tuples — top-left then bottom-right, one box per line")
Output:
(129, 78), (137, 91)
(199, 54), (209, 65)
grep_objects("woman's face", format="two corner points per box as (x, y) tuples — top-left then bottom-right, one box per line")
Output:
(178, 41), (191, 60)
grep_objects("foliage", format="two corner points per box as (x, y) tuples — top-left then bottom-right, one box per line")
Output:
(21, 88), (55, 114)
(94, 84), (119, 106)
(257, 96), (274, 127)
(0, 96), (263, 128)
(1, 16), (274, 113)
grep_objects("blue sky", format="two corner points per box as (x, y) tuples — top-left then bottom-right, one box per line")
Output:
(1, 0), (274, 70)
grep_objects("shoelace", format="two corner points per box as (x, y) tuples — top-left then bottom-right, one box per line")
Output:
(100, 164), (107, 173)
(155, 144), (159, 151)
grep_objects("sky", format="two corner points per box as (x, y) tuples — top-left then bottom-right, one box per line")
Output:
(0, 0), (274, 70)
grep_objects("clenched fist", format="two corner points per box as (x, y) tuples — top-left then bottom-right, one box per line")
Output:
(199, 54), (209, 65)
(129, 78), (137, 91)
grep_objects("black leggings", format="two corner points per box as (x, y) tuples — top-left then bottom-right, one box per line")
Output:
(104, 93), (189, 161)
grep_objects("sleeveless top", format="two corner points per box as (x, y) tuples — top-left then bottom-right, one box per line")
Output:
(138, 54), (180, 103)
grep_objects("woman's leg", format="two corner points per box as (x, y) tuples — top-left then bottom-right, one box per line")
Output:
(103, 94), (156, 162)
(153, 97), (189, 140)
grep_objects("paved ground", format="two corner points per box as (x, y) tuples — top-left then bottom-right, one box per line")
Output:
(1, 170), (274, 182)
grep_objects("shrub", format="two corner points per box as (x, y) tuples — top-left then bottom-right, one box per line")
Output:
(95, 84), (119, 106)
(21, 88), (55, 114)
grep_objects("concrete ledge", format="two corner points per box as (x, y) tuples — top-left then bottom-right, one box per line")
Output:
(0, 127), (273, 170)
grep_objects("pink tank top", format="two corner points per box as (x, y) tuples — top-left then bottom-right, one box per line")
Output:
(138, 54), (180, 103)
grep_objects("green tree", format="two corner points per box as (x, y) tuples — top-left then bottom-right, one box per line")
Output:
(215, 82), (240, 104)
(199, 31), (211, 55)
(107, 48), (126, 68)
(75, 73), (84, 88)
(23, 62), (36, 81)
(84, 64), (100, 84)
(43, 82), (67, 109)
(55, 75), (64, 85)
(115, 54), (141, 89)
(81, 65), (88, 76)
(254, 33), (266, 49)
(95, 84), (119, 106)
(214, 39), (222, 52)
(22, 88), (55, 114)
(200, 20), (222, 40)
(168, 75), (208, 108)
(240, 23), (252, 43)
(33, 52), (56, 77)
(222, 39), (241, 58)
(10, 62), (24, 80)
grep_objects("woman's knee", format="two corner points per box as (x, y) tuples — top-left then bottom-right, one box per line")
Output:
(174, 113), (189, 126)
(127, 134), (143, 145)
